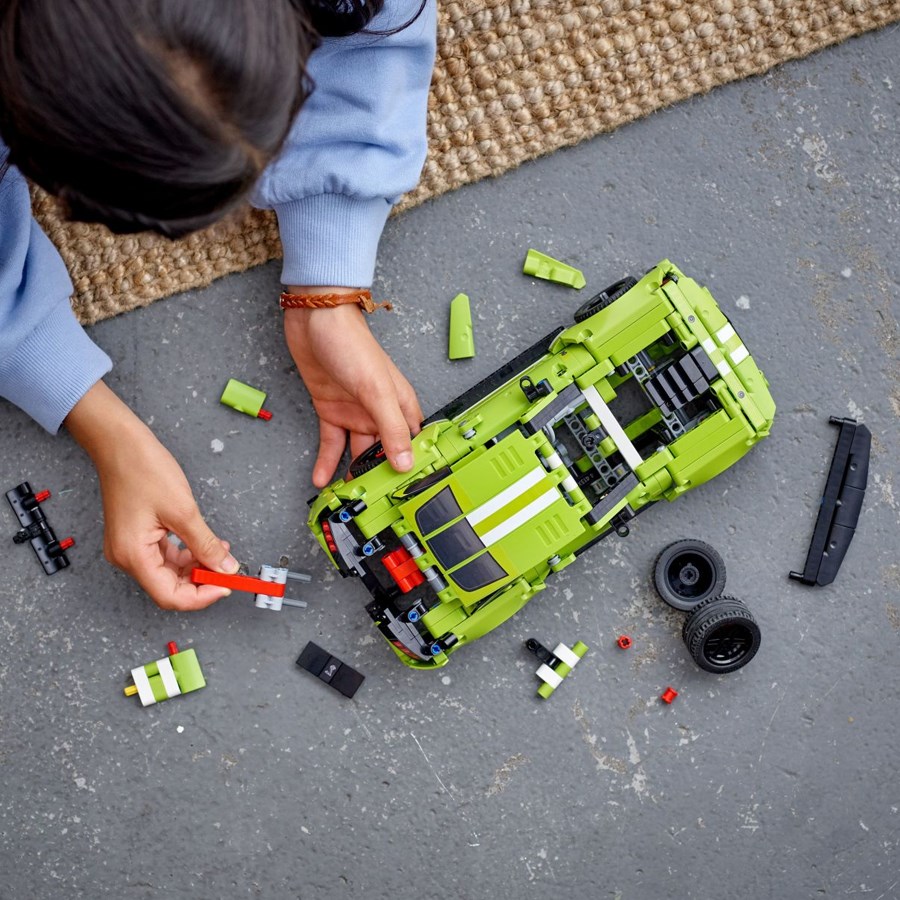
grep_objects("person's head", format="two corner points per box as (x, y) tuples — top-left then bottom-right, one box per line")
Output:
(0, 0), (385, 237)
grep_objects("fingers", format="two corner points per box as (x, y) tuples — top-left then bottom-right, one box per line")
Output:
(386, 359), (424, 435)
(313, 419), (349, 488)
(170, 504), (239, 576)
(348, 432), (378, 464)
(363, 379), (415, 474)
(111, 536), (229, 612)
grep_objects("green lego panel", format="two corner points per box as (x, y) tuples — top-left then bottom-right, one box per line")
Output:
(523, 249), (587, 289)
(171, 649), (206, 694)
(308, 260), (776, 670)
(127, 648), (206, 706)
(448, 293), (475, 359)
(220, 378), (266, 417)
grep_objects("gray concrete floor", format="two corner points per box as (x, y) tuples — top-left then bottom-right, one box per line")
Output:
(2, 24), (899, 900)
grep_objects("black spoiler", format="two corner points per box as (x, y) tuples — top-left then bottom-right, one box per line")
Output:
(790, 417), (870, 587)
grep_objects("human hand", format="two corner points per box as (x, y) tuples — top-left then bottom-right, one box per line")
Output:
(282, 293), (423, 488)
(65, 381), (240, 610)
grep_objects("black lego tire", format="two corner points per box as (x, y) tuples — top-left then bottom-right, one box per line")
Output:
(349, 442), (386, 478)
(574, 276), (638, 323)
(653, 539), (727, 611)
(682, 595), (761, 674)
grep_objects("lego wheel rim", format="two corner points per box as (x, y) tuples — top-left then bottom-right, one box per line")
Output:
(683, 596), (761, 674)
(349, 441), (386, 478)
(573, 276), (638, 323)
(654, 539), (727, 611)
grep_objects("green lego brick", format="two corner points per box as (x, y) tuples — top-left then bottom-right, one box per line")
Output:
(171, 649), (206, 694)
(220, 378), (266, 417)
(523, 249), (586, 289)
(448, 293), (475, 359)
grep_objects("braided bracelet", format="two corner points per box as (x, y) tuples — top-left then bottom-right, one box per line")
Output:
(279, 290), (393, 313)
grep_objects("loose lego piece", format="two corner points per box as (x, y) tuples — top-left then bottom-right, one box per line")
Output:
(790, 416), (870, 587)
(253, 564), (311, 611)
(220, 378), (272, 420)
(124, 642), (206, 707)
(191, 565), (310, 610)
(660, 686), (679, 704)
(296, 642), (365, 699)
(6, 482), (75, 575)
(191, 566), (286, 597)
(448, 293), (475, 359)
(523, 249), (586, 289)
(617, 635), (632, 650)
(525, 638), (589, 698)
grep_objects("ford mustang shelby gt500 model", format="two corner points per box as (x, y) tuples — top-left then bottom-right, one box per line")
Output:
(308, 261), (775, 669)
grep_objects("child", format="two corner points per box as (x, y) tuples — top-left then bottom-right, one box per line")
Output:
(0, 0), (436, 609)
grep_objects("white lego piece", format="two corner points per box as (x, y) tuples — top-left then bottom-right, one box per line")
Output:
(552, 642), (581, 668)
(536, 663), (563, 689)
(130, 666), (156, 707)
(255, 565), (288, 610)
(156, 657), (181, 700)
(582, 385), (643, 471)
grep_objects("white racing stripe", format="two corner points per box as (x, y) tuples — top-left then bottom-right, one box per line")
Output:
(130, 666), (156, 707)
(536, 664), (563, 689)
(156, 657), (181, 699)
(582, 385), (643, 471)
(730, 344), (749, 365)
(716, 360), (732, 377)
(716, 323), (736, 343)
(553, 643), (581, 668)
(480, 488), (559, 546)
(466, 466), (545, 526)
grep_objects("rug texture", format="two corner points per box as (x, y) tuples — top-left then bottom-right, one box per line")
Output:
(31, 0), (900, 325)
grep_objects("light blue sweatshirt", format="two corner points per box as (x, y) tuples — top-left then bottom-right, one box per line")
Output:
(0, 0), (436, 434)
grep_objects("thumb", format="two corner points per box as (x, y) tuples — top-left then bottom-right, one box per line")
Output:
(173, 506), (239, 574)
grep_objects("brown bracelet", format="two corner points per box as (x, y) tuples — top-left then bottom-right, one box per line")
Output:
(279, 290), (393, 313)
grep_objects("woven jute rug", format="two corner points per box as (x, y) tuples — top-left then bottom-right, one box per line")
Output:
(31, 0), (900, 325)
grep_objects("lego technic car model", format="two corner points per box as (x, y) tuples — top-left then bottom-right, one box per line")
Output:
(308, 260), (775, 669)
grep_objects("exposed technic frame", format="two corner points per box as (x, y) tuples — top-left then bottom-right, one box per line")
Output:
(308, 261), (776, 669)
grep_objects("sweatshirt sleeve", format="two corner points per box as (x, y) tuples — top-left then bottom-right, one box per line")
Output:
(251, 0), (437, 288)
(0, 159), (112, 433)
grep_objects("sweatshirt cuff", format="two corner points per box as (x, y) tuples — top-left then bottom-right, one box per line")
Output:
(0, 302), (112, 434)
(274, 194), (392, 288)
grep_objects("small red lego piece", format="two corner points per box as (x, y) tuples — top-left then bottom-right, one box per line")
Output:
(660, 686), (679, 704)
(382, 547), (425, 593)
(256, 408), (273, 421)
(190, 567), (286, 597)
(321, 520), (338, 555)
(34, 490), (51, 503)
(58, 537), (75, 551)
(167, 641), (179, 656)
(616, 635), (632, 650)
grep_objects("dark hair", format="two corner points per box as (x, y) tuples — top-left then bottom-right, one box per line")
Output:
(0, 0), (399, 238)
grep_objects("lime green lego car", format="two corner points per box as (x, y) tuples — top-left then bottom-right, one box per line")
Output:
(308, 261), (775, 669)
